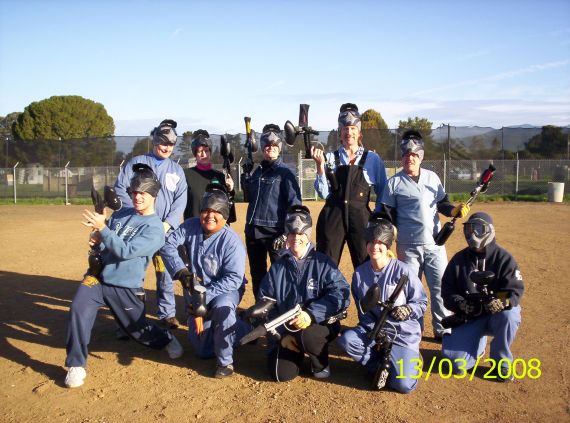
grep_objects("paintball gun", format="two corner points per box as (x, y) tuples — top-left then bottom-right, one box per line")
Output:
(220, 135), (237, 223)
(87, 186), (122, 276)
(239, 301), (302, 346)
(241, 117), (258, 202)
(441, 270), (511, 329)
(176, 244), (207, 318)
(284, 104), (320, 159)
(434, 164), (497, 246)
(359, 274), (408, 390)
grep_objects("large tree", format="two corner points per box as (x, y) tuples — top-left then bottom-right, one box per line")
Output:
(361, 108), (393, 159)
(524, 125), (567, 159)
(13, 95), (115, 140)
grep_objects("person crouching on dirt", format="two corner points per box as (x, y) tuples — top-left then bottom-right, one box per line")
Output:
(64, 164), (184, 389)
(337, 215), (427, 393)
(161, 184), (248, 379)
(311, 102), (387, 270)
(441, 212), (524, 382)
(254, 205), (350, 382)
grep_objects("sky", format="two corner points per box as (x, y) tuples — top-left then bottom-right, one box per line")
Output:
(1, 0), (569, 136)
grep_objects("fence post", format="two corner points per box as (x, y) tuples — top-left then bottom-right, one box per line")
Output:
(13, 162), (19, 204)
(237, 157), (243, 193)
(442, 154), (447, 191)
(515, 153), (519, 199)
(64, 161), (70, 205)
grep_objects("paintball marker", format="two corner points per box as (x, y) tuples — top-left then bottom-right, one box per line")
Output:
(220, 135), (237, 223)
(241, 117), (258, 202)
(360, 274), (408, 390)
(87, 186), (122, 276)
(239, 302), (302, 346)
(284, 104), (320, 159)
(441, 270), (511, 329)
(434, 164), (497, 246)
(176, 244), (207, 318)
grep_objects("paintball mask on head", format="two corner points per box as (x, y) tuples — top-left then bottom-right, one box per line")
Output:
(151, 119), (178, 146)
(338, 103), (362, 132)
(463, 212), (495, 251)
(200, 183), (230, 220)
(128, 163), (161, 197)
(400, 130), (424, 161)
(260, 124), (282, 150)
(191, 129), (212, 156)
(365, 212), (395, 248)
(284, 205), (312, 238)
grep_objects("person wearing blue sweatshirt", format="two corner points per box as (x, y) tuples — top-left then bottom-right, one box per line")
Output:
(64, 164), (184, 389)
(161, 185), (248, 379)
(114, 119), (188, 328)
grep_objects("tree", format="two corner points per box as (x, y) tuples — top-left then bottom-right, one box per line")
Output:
(13, 95), (114, 141)
(125, 138), (152, 162)
(361, 109), (392, 159)
(524, 125), (567, 158)
(0, 112), (21, 167)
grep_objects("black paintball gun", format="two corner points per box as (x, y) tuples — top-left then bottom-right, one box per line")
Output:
(359, 274), (409, 390)
(220, 135), (237, 223)
(176, 244), (207, 318)
(284, 104), (320, 159)
(435, 164), (497, 246)
(87, 186), (122, 276)
(441, 270), (511, 329)
(241, 117), (258, 202)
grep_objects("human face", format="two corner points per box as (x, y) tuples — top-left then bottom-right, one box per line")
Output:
(153, 143), (175, 160)
(366, 240), (389, 268)
(195, 145), (211, 166)
(200, 209), (226, 235)
(263, 143), (280, 161)
(287, 232), (309, 259)
(340, 125), (362, 150)
(402, 152), (421, 176)
(132, 191), (155, 216)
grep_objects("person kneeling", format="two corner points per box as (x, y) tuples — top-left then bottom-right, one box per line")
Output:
(252, 205), (350, 382)
(337, 215), (427, 393)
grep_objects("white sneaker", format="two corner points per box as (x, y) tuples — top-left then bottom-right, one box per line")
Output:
(65, 367), (86, 388)
(166, 336), (183, 359)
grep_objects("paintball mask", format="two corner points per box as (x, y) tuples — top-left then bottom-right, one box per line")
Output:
(365, 212), (395, 248)
(284, 205), (312, 237)
(200, 183), (230, 220)
(463, 212), (496, 251)
(191, 129), (212, 156)
(151, 119), (178, 146)
(338, 103), (362, 132)
(400, 130), (424, 161)
(260, 124), (283, 150)
(128, 163), (161, 197)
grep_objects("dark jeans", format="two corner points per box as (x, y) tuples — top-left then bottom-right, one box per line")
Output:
(245, 235), (280, 299)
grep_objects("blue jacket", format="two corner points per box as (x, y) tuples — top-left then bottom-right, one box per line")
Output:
(115, 154), (188, 231)
(244, 158), (301, 229)
(160, 218), (246, 305)
(351, 259), (427, 351)
(259, 245), (350, 324)
(98, 207), (165, 288)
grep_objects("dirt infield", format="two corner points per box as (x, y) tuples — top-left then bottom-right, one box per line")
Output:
(0, 202), (569, 423)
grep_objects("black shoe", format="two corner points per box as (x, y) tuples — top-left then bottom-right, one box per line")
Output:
(115, 327), (130, 341)
(161, 316), (180, 329)
(490, 367), (514, 383)
(214, 364), (234, 379)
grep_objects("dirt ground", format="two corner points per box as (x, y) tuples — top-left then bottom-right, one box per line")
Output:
(0, 202), (569, 423)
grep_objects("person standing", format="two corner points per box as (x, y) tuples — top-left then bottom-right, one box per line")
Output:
(64, 164), (183, 388)
(381, 129), (469, 339)
(311, 103), (387, 268)
(114, 119), (187, 328)
(242, 124), (302, 299)
(183, 130), (236, 223)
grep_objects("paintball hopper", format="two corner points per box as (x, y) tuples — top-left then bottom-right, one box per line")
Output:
(91, 185), (123, 214)
(359, 284), (381, 314)
(470, 270), (495, 289)
(244, 116), (259, 153)
(284, 120), (298, 147)
(220, 135), (234, 164)
(284, 104), (319, 158)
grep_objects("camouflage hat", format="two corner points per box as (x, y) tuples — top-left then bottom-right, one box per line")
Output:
(151, 119), (178, 146)
(400, 129), (424, 161)
(338, 103), (361, 131)
(200, 183), (230, 220)
(191, 129), (212, 156)
(128, 163), (161, 197)
(284, 205), (312, 237)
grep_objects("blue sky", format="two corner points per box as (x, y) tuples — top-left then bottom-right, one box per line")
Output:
(1, 0), (569, 135)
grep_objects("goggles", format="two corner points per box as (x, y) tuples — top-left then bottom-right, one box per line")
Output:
(463, 221), (492, 237)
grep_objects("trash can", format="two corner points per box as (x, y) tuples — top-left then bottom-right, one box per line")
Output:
(548, 182), (564, 203)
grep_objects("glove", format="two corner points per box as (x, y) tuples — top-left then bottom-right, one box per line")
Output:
(457, 298), (476, 315)
(272, 234), (287, 253)
(484, 298), (505, 314)
(390, 305), (412, 321)
(290, 310), (312, 330)
(451, 202), (470, 219)
(280, 335), (300, 352)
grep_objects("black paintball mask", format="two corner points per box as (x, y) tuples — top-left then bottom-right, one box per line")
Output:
(284, 205), (312, 237)
(463, 212), (496, 251)
(128, 163), (161, 197)
(151, 119), (178, 146)
(260, 124), (283, 151)
(191, 129), (212, 156)
(365, 212), (395, 249)
(338, 103), (362, 132)
(400, 130), (425, 161)
(200, 183), (230, 221)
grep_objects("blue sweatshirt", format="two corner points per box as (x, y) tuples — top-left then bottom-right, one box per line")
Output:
(98, 207), (165, 288)
(160, 218), (246, 304)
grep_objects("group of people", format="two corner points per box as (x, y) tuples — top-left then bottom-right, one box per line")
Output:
(63, 105), (524, 393)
